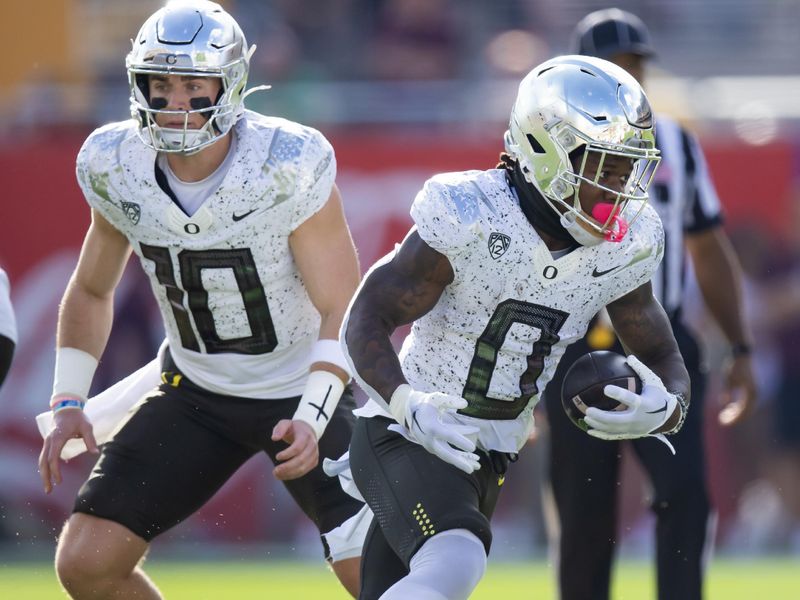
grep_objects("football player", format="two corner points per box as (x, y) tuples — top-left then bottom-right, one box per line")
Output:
(340, 55), (691, 599)
(37, 2), (365, 598)
(541, 10), (758, 600)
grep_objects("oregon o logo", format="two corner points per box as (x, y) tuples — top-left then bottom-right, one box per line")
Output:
(184, 223), (200, 234)
(543, 265), (558, 279)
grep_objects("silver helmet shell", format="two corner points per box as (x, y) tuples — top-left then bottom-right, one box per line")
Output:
(126, 1), (252, 154)
(506, 55), (661, 244)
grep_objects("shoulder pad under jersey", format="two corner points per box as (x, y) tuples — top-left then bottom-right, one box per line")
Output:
(411, 169), (508, 255)
(239, 112), (336, 229)
(76, 120), (141, 213)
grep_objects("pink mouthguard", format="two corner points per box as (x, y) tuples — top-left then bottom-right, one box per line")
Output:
(591, 203), (628, 243)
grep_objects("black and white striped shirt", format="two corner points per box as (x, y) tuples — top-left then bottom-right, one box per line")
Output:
(649, 115), (723, 319)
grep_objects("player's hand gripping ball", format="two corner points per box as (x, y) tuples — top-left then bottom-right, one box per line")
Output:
(561, 351), (643, 432)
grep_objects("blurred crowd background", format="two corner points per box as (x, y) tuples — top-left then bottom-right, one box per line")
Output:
(1, 0), (799, 568)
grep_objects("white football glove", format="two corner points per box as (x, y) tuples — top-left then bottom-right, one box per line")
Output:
(389, 384), (481, 474)
(582, 356), (684, 454)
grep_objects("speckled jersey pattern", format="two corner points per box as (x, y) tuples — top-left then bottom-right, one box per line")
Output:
(360, 168), (664, 453)
(76, 111), (336, 399)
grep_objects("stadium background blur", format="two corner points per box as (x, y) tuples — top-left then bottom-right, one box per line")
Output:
(1, 0), (799, 596)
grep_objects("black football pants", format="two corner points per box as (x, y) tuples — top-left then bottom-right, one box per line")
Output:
(543, 319), (711, 600)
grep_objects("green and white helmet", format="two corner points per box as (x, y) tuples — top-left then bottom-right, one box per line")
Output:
(506, 55), (661, 244)
(126, 0), (256, 154)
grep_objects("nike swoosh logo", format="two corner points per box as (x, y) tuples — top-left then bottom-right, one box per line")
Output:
(232, 208), (257, 222)
(592, 243), (656, 278)
(645, 400), (668, 414)
(592, 265), (623, 277)
(411, 411), (425, 434)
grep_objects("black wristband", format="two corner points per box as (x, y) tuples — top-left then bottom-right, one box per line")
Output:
(731, 343), (752, 357)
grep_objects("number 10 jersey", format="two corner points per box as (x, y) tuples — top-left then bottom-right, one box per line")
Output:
(76, 111), (336, 399)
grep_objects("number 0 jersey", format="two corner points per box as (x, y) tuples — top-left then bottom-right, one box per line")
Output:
(76, 111), (336, 399)
(354, 168), (664, 452)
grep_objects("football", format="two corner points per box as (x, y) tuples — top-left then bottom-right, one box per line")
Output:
(561, 351), (643, 431)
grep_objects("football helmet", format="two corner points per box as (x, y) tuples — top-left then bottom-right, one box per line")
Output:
(126, 1), (257, 154)
(505, 55), (660, 245)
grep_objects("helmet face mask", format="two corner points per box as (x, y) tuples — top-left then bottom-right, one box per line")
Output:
(506, 55), (661, 245)
(126, 1), (253, 154)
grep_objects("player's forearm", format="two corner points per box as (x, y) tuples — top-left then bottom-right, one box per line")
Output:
(56, 278), (115, 359)
(647, 350), (690, 433)
(609, 286), (691, 403)
(344, 301), (407, 405)
(313, 309), (352, 382)
(318, 309), (344, 340)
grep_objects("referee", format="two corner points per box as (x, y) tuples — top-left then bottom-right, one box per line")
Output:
(542, 9), (758, 600)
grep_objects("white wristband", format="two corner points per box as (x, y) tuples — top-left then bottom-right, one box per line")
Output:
(51, 347), (98, 402)
(293, 370), (345, 440)
(309, 339), (352, 378)
(389, 384), (412, 426)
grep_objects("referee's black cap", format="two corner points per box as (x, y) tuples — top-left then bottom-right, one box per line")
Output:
(571, 8), (656, 59)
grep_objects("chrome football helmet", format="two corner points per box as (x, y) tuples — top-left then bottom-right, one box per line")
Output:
(126, 0), (260, 154)
(505, 55), (661, 245)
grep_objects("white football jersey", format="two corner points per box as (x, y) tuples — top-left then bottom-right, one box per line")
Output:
(355, 169), (664, 452)
(76, 111), (336, 399)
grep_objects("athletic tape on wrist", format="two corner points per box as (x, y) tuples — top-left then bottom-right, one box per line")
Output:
(309, 339), (352, 378)
(293, 370), (345, 440)
(51, 347), (98, 403)
(389, 384), (412, 427)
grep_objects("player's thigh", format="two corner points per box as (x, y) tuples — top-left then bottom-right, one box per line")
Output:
(74, 384), (254, 541)
(270, 388), (363, 535)
(349, 416), (493, 568)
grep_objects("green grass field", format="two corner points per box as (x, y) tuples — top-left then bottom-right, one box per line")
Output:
(1, 558), (796, 599)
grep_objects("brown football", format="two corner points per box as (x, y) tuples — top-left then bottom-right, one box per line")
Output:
(561, 351), (643, 432)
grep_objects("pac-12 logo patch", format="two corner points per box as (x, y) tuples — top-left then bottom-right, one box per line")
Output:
(488, 232), (511, 259)
(121, 201), (141, 225)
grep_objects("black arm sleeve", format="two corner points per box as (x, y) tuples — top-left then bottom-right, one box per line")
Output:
(0, 335), (15, 389)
